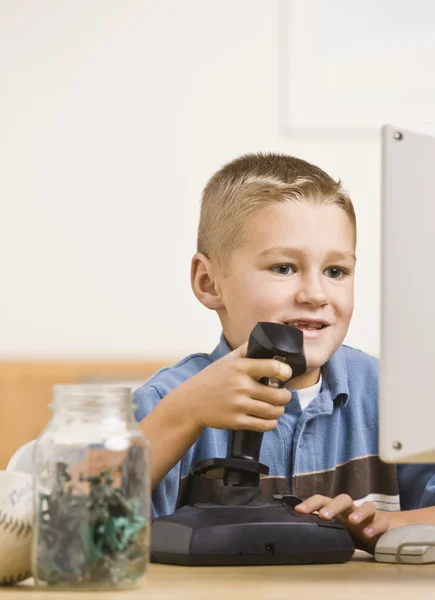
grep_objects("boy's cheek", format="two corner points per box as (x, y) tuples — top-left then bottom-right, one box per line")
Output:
(247, 296), (283, 325)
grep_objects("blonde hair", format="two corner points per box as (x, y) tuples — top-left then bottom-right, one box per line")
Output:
(197, 152), (356, 268)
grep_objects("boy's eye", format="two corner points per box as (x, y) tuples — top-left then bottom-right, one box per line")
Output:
(324, 267), (347, 279)
(271, 264), (294, 276)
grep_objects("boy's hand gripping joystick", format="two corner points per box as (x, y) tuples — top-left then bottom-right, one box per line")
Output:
(225, 322), (306, 487)
(151, 322), (355, 565)
(193, 322), (307, 491)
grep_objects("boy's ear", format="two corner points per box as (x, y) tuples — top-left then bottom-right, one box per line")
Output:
(191, 253), (225, 310)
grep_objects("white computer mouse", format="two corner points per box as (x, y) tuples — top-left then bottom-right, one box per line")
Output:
(375, 524), (435, 564)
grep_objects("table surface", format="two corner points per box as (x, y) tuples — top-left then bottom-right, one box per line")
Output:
(2, 552), (435, 600)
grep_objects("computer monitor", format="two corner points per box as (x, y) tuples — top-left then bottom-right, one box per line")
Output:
(380, 124), (435, 463)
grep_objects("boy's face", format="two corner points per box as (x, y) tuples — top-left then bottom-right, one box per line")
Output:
(217, 201), (356, 381)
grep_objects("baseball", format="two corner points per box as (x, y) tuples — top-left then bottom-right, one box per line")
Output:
(0, 471), (33, 585)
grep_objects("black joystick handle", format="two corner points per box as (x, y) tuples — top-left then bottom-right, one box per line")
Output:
(224, 322), (306, 487)
(191, 322), (306, 489)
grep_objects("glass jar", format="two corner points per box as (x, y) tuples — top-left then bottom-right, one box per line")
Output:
(32, 385), (151, 591)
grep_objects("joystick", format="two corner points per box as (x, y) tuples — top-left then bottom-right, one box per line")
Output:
(151, 323), (355, 565)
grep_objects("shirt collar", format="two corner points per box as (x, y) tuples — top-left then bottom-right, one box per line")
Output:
(209, 333), (232, 362)
(209, 333), (350, 405)
(322, 345), (350, 405)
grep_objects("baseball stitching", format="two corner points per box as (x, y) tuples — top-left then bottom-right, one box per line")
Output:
(0, 571), (32, 586)
(0, 508), (32, 585)
(0, 509), (32, 539)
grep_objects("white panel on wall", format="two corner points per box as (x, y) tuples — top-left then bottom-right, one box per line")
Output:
(280, 0), (435, 136)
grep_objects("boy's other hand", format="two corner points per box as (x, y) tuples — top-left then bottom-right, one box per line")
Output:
(182, 342), (292, 432)
(294, 494), (390, 554)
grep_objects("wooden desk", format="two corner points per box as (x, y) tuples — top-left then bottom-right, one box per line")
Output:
(3, 553), (435, 599)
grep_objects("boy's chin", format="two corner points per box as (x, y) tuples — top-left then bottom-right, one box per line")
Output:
(304, 346), (337, 371)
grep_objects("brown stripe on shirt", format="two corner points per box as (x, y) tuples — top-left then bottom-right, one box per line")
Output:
(292, 455), (399, 504)
(176, 473), (290, 509)
(175, 455), (399, 510)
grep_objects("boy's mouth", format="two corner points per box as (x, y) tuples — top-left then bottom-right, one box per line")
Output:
(286, 320), (329, 331)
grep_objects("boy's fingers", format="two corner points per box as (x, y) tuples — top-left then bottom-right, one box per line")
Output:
(243, 399), (285, 420)
(295, 494), (331, 513)
(233, 416), (279, 432)
(318, 494), (356, 519)
(229, 342), (248, 359)
(225, 346), (293, 381)
(361, 514), (389, 538)
(244, 358), (292, 382)
(250, 382), (291, 405)
(348, 501), (377, 524)
(296, 494), (356, 518)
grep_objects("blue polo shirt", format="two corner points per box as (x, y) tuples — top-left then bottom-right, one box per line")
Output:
(133, 335), (435, 518)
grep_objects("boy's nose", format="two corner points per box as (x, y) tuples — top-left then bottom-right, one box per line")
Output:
(295, 276), (328, 307)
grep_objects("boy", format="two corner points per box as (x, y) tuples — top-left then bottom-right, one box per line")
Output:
(134, 153), (435, 554)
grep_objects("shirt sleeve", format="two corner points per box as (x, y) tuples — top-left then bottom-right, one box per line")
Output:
(133, 381), (162, 423)
(132, 382), (181, 518)
(397, 464), (435, 510)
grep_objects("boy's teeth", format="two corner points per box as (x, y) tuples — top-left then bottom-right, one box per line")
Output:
(291, 321), (323, 330)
